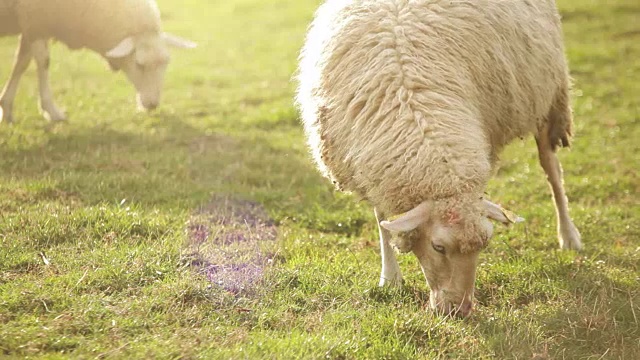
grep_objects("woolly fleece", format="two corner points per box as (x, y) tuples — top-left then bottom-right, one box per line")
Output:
(0, 0), (161, 53)
(296, 0), (573, 217)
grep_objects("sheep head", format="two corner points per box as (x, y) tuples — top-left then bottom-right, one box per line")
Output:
(105, 32), (196, 111)
(380, 198), (523, 318)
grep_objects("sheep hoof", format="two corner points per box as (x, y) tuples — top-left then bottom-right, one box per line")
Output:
(43, 108), (67, 122)
(559, 223), (582, 251)
(0, 105), (14, 124)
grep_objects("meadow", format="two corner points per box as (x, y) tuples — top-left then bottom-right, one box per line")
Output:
(0, 0), (638, 358)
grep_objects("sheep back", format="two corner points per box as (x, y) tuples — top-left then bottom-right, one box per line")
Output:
(296, 0), (571, 215)
(13, 0), (161, 53)
(0, 0), (20, 35)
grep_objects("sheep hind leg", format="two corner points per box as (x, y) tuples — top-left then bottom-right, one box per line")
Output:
(0, 35), (33, 124)
(535, 125), (582, 250)
(375, 208), (402, 286)
(31, 40), (66, 122)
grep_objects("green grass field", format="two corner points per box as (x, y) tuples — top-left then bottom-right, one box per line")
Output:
(1, 0), (638, 358)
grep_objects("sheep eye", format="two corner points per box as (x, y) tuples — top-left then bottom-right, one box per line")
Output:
(432, 244), (445, 254)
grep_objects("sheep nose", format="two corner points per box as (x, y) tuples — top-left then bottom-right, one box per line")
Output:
(136, 94), (159, 111)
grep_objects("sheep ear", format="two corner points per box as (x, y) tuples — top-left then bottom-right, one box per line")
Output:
(483, 199), (524, 225)
(106, 37), (135, 58)
(162, 33), (197, 49)
(380, 201), (430, 232)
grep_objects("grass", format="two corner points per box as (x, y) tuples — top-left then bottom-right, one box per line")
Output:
(0, 0), (638, 358)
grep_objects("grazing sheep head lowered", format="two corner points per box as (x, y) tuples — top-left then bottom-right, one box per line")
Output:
(380, 198), (523, 318)
(297, 0), (581, 320)
(105, 32), (196, 111)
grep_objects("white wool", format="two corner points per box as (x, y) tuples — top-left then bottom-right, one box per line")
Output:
(296, 0), (573, 217)
(0, 0), (161, 53)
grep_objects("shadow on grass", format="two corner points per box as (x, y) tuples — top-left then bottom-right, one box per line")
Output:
(0, 112), (328, 259)
(0, 112), (371, 236)
(0, 114), (313, 205)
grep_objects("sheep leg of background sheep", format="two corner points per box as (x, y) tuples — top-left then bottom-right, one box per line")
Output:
(535, 130), (582, 250)
(31, 40), (66, 122)
(0, 36), (33, 124)
(375, 208), (402, 286)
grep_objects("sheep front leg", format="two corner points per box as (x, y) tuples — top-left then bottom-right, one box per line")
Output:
(0, 36), (33, 124)
(31, 40), (66, 122)
(535, 129), (582, 250)
(375, 208), (402, 286)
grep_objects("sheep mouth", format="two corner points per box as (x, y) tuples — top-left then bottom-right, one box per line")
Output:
(429, 289), (474, 318)
(136, 94), (160, 112)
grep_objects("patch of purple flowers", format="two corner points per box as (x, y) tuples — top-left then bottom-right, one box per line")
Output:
(185, 196), (277, 295)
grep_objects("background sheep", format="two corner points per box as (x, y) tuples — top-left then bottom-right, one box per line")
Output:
(0, 0), (196, 123)
(296, 0), (581, 317)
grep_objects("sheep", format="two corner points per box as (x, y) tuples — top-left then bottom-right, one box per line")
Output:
(0, 0), (196, 124)
(296, 0), (581, 317)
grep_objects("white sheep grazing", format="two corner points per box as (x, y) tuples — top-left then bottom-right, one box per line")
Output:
(0, 0), (196, 123)
(296, 0), (581, 317)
